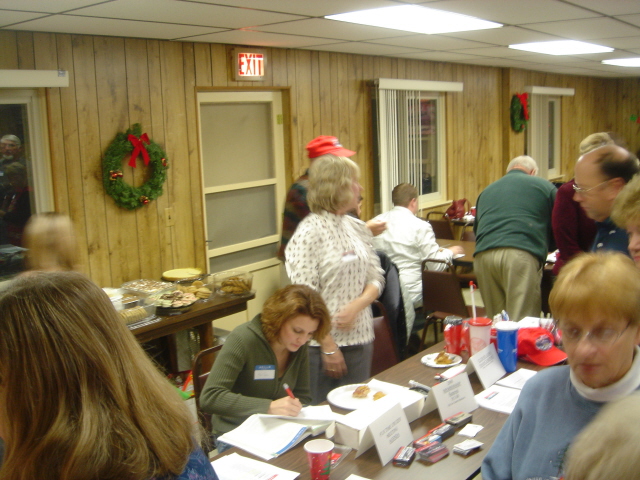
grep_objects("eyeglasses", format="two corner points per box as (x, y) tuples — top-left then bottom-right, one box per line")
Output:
(572, 179), (610, 195)
(559, 322), (631, 346)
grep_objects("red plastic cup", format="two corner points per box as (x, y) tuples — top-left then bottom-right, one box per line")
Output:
(304, 439), (334, 480)
(467, 317), (492, 356)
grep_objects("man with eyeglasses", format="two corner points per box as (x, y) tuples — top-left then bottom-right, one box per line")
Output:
(573, 144), (639, 254)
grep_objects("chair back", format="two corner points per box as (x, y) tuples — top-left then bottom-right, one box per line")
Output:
(460, 225), (476, 242)
(425, 212), (454, 240)
(370, 300), (401, 375)
(421, 259), (468, 318)
(192, 345), (223, 444)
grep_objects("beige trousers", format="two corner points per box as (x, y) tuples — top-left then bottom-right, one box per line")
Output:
(474, 248), (542, 321)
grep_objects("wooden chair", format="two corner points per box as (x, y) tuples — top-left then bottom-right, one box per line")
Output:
(419, 258), (485, 351)
(425, 211), (455, 240)
(459, 224), (476, 242)
(192, 344), (223, 452)
(370, 300), (401, 375)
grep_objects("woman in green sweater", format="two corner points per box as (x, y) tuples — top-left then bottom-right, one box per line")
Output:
(200, 284), (331, 451)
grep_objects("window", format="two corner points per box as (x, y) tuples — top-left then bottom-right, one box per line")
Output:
(0, 88), (54, 278)
(372, 79), (462, 213)
(525, 86), (574, 180)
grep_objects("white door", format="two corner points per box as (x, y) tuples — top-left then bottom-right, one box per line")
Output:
(197, 90), (286, 330)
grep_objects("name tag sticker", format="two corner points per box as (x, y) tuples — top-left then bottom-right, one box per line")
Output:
(342, 250), (357, 263)
(254, 365), (276, 380)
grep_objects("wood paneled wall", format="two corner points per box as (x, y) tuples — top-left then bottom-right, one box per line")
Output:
(0, 30), (637, 287)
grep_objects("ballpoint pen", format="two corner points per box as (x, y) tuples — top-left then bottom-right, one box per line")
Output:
(283, 382), (295, 399)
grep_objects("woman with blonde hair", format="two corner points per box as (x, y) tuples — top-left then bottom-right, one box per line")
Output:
(483, 252), (640, 480)
(611, 173), (640, 267)
(0, 271), (217, 480)
(23, 212), (80, 271)
(285, 155), (384, 404)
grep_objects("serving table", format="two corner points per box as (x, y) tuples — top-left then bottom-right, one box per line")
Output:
(215, 341), (543, 480)
(130, 293), (254, 371)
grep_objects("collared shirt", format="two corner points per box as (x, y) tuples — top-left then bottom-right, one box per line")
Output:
(371, 206), (452, 305)
(285, 210), (384, 346)
(591, 217), (630, 256)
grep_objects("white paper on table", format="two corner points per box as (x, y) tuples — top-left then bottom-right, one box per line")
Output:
(474, 385), (521, 414)
(345, 476), (371, 480)
(458, 423), (484, 437)
(469, 344), (506, 389)
(211, 452), (300, 480)
(272, 405), (338, 421)
(495, 369), (537, 390)
(441, 363), (467, 380)
(217, 415), (311, 460)
(518, 317), (542, 328)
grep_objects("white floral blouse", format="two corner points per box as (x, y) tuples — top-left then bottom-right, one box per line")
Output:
(285, 210), (385, 346)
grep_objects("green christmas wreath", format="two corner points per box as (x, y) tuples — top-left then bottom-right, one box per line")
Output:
(102, 123), (169, 210)
(510, 93), (529, 133)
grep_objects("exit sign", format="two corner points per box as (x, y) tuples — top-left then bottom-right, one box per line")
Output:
(232, 48), (267, 81)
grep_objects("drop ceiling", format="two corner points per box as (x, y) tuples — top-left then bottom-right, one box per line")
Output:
(1, 0), (639, 78)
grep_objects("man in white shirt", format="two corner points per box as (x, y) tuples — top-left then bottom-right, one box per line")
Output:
(372, 183), (464, 307)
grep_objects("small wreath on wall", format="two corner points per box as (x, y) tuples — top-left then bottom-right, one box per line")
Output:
(510, 93), (529, 133)
(102, 123), (169, 210)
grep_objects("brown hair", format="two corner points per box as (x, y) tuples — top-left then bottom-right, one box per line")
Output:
(261, 284), (331, 343)
(308, 155), (360, 214)
(0, 272), (196, 480)
(24, 212), (81, 272)
(549, 252), (640, 327)
(391, 183), (417, 207)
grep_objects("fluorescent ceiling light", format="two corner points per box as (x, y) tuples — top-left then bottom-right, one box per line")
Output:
(602, 58), (640, 67)
(509, 40), (613, 55)
(325, 5), (502, 35)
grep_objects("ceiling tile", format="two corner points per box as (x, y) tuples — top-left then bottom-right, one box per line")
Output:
(0, 10), (49, 27)
(0, 0), (107, 13)
(252, 18), (411, 41)
(186, 29), (341, 48)
(596, 36), (640, 49)
(6, 15), (220, 39)
(188, 0), (399, 17)
(616, 14), (640, 28)
(367, 34), (485, 50)
(301, 41), (423, 56)
(526, 17), (640, 40)
(73, 0), (305, 28)
(393, 50), (484, 61)
(451, 46), (536, 58)
(421, 0), (599, 24)
(563, 0), (640, 16)
(507, 53), (595, 64)
(441, 26), (561, 46)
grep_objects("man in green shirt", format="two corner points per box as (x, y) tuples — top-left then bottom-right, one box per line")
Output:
(473, 156), (556, 321)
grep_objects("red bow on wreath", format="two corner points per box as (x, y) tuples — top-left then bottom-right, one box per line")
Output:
(128, 133), (150, 168)
(516, 93), (529, 120)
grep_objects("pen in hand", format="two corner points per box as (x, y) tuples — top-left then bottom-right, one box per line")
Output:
(283, 383), (296, 399)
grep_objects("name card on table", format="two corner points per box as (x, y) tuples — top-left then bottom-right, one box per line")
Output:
(431, 372), (478, 421)
(334, 396), (411, 460)
(368, 399), (413, 466)
(467, 344), (506, 389)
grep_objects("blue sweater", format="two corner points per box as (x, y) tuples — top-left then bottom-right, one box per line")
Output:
(482, 366), (604, 480)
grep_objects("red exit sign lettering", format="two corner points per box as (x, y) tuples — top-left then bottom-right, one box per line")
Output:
(238, 53), (264, 77)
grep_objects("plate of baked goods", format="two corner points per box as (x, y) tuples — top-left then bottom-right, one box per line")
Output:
(421, 351), (463, 368)
(153, 290), (198, 315)
(326, 383), (389, 410)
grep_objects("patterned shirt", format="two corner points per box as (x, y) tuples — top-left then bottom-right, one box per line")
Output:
(155, 446), (218, 480)
(278, 172), (310, 260)
(285, 210), (384, 346)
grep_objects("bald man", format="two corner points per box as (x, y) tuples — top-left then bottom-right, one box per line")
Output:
(573, 144), (639, 254)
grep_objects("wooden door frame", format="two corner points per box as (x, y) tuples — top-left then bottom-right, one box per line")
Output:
(193, 86), (292, 271)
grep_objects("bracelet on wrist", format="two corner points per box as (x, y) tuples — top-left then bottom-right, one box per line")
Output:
(321, 348), (339, 355)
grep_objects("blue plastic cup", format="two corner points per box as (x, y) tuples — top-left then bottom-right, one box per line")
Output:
(495, 321), (519, 373)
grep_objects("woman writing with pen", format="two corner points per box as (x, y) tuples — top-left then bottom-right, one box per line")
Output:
(200, 285), (331, 453)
